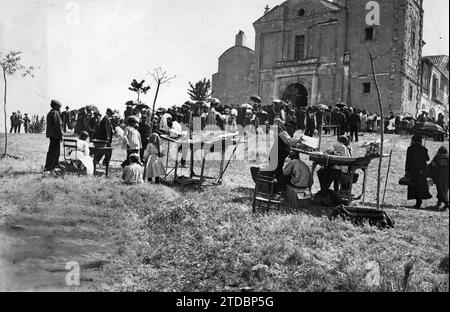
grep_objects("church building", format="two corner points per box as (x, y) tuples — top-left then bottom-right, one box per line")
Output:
(212, 0), (425, 116)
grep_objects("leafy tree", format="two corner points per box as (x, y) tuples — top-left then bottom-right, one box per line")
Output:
(29, 115), (46, 134)
(187, 78), (213, 102)
(0, 51), (34, 158)
(128, 79), (151, 103)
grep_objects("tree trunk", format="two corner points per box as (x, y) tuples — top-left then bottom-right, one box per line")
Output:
(150, 80), (161, 133)
(3, 68), (7, 157)
(369, 52), (384, 210)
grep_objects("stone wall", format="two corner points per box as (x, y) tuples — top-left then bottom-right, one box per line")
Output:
(212, 0), (424, 115)
(212, 37), (255, 106)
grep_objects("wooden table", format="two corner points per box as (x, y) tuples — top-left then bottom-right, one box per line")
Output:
(89, 147), (113, 178)
(308, 154), (375, 205)
(161, 132), (240, 185)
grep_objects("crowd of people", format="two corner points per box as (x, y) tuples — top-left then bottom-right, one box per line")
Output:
(9, 111), (31, 133)
(11, 96), (449, 143)
(39, 96), (448, 211)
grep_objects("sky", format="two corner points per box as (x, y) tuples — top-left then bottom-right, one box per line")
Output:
(0, 0), (449, 127)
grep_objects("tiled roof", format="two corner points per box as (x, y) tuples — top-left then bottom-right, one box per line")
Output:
(423, 55), (449, 78)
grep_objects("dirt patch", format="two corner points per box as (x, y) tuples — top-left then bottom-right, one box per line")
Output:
(0, 214), (113, 291)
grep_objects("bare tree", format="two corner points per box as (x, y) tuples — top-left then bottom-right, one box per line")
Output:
(147, 67), (176, 131)
(0, 51), (34, 159)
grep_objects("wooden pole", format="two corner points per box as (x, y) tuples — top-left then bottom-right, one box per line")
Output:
(382, 150), (393, 207)
(369, 52), (385, 210)
(2, 68), (8, 158)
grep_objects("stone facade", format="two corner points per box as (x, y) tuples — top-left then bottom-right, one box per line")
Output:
(212, 31), (255, 106)
(420, 55), (449, 119)
(213, 0), (426, 116)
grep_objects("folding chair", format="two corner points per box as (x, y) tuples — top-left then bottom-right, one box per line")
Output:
(252, 174), (283, 213)
(62, 138), (85, 175)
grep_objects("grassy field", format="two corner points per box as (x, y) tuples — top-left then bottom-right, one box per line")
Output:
(0, 132), (448, 292)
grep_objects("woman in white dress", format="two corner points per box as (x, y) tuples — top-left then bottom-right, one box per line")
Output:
(70, 131), (94, 176)
(143, 133), (166, 183)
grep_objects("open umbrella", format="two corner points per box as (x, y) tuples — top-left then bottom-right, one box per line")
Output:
(410, 122), (445, 137)
(85, 105), (100, 114)
(209, 98), (221, 105)
(125, 100), (137, 107)
(316, 104), (329, 110)
(336, 102), (348, 108)
(125, 115), (140, 125)
(257, 110), (269, 116)
(240, 103), (254, 110)
(250, 95), (262, 103)
(135, 104), (150, 110)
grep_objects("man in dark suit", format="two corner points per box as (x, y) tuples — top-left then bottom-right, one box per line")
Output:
(348, 108), (361, 142)
(16, 111), (23, 133)
(95, 108), (114, 165)
(44, 100), (63, 174)
(10, 112), (17, 133)
(61, 106), (71, 133)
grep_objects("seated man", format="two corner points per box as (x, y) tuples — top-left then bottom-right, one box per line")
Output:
(317, 135), (352, 193)
(283, 151), (311, 189)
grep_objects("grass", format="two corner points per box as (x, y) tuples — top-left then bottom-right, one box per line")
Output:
(0, 132), (448, 292)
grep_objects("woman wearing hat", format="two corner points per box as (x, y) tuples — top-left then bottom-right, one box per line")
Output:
(405, 134), (432, 208)
(44, 100), (64, 174)
(428, 146), (449, 211)
(71, 131), (94, 175)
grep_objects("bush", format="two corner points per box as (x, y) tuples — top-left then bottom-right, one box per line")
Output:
(28, 115), (46, 133)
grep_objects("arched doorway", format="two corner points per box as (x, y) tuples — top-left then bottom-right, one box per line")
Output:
(281, 83), (308, 109)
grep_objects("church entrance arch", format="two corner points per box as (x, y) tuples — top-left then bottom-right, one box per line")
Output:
(281, 83), (308, 109)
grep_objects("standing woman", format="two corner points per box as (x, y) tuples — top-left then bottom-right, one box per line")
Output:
(143, 133), (166, 184)
(405, 134), (432, 208)
(429, 146), (449, 211)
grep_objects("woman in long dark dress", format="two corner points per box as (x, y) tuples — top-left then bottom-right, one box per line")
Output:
(429, 146), (449, 211)
(405, 134), (432, 208)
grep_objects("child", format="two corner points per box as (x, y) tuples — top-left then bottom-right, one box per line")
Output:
(283, 151), (311, 189)
(121, 118), (142, 168)
(143, 133), (166, 184)
(71, 131), (94, 176)
(429, 146), (449, 211)
(122, 153), (144, 185)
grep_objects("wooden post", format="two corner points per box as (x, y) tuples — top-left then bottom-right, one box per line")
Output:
(369, 52), (385, 210)
(3, 68), (8, 157)
(382, 150), (393, 207)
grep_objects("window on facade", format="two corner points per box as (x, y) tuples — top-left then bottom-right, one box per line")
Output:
(432, 75), (438, 98)
(364, 27), (374, 41)
(297, 9), (306, 17)
(294, 35), (305, 60)
(411, 31), (416, 47)
(363, 82), (371, 94)
(408, 85), (413, 101)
